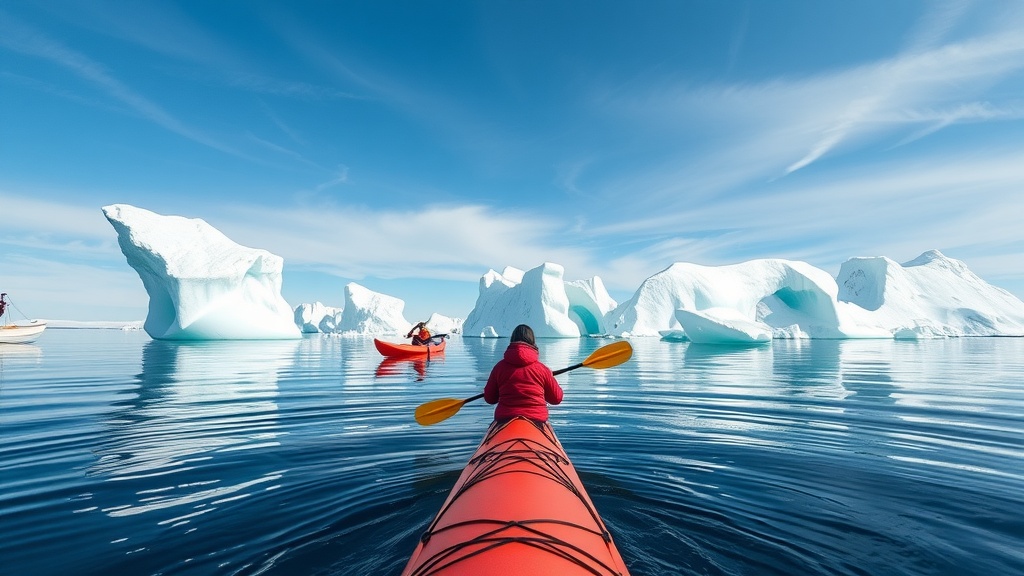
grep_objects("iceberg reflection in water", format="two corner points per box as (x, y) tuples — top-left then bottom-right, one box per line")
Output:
(88, 339), (298, 531)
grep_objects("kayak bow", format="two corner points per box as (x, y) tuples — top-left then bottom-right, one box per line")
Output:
(401, 417), (631, 575)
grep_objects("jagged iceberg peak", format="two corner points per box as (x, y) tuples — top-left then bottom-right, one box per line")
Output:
(102, 204), (300, 340)
(462, 262), (613, 338)
(605, 258), (887, 339)
(336, 282), (411, 335)
(294, 302), (343, 333)
(294, 291), (463, 336)
(838, 250), (1024, 337)
(423, 312), (464, 335)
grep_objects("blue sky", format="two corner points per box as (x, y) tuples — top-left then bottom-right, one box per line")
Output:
(2, 1), (1023, 323)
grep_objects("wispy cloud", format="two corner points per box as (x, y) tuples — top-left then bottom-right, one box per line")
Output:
(0, 190), (114, 241)
(903, 0), (974, 53)
(312, 167), (350, 192)
(598, 5), (1024, 202)
(0, 11), (247, 158)
(0, 253), (148, 320)
(585, 145), (1024, 289)
(245, 132), (323, 170)
(783, 29), (1024, 175)
(176, 202), (598, 285)
(725, 4), (749, 75)
(888, 102), (1024, 148)
(28, 2), (361, 101)
(222, 72), (364, 101)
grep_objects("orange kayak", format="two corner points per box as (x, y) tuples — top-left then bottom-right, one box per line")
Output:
(401, 417), (631, 575)
(374, 338), (446, 358)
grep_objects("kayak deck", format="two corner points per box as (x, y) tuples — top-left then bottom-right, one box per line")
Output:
(402, 417), (631, 575)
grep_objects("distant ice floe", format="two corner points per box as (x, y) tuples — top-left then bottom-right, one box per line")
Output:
(102, 204), (300, 341)
(294, 302), (342, 334)
(675, 308), (771, 344)
(294, 283), (463, 337)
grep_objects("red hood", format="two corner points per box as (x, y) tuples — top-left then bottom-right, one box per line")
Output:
(503, 341), (539, 367)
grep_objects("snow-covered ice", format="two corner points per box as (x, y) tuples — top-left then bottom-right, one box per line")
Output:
(604, 258), (889, 340)
(294, 286), (463, 337)
(102, 204), (1024, 342)
(461, 263), (615, 338)
(461, 252), (1023, 342)
(102, 204), (300, 340)
(294, 302), (342, 334)
(837, 250), (1024, 338)
(336, 282), (413, 335)
(675, 308), (772, 344)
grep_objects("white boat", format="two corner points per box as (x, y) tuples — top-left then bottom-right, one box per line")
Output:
(0, 321), (47, 344)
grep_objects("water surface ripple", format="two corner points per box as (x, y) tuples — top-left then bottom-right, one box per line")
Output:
(1, 332), (1021, 575)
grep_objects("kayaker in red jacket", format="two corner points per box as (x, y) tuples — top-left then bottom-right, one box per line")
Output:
(406, 321), (432, 345)
(483, 324), (564, 422)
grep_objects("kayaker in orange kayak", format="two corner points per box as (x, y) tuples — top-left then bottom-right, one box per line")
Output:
(406, 321), (432, 345)
(483, 323), (564, 423)
(404, 338), (635, 575)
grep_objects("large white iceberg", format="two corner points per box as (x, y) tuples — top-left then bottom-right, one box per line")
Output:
(462, 263), (616, 338)
(102, 204), (300, 340)
(102, 201), (1024, 344)
(605, 251), (1024, 340)
(605, 258), (885, 339)
(336, 282), (411, 335)
(838, 250), (1024, 337)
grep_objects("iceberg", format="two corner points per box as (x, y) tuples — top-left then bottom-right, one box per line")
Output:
(294, 302), (343, 334)
(336, 282), (411, 335)
(675, 307), (772, 344)
(462, 262), (616, 338)
(294, 289), (463, 336)
(837, 250), (1024, 337)
(423, 312), (464, 335)
(605, 251), (1024, 339)
(565, 276), (618, 335)
(605, 258), (886, 339)
(101, 199), (1023, 343)
(102, 204), (300, 340)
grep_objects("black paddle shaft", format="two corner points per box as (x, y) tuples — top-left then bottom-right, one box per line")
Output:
(553, 363), (582, 375)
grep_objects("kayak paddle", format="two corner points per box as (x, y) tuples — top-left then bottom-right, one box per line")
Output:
(414, 340), (633, 426)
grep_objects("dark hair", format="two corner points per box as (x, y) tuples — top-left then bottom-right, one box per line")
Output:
(509, 324), (536, 348)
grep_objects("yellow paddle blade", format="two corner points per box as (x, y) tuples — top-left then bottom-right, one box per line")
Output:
(414, 397), (468, 426)
(581, 340), (633, 369)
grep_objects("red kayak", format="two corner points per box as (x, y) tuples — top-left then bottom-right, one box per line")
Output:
(374, 338), (446, 358)
(401, 417), (631, 575)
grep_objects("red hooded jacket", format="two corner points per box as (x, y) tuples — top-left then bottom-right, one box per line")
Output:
(484, 341), (564, 422)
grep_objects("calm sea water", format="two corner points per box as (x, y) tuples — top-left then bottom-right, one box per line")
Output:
(1, 330), (1021, 576)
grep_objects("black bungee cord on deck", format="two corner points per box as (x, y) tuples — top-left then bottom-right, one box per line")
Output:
(408, 418), (624, 576)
